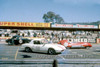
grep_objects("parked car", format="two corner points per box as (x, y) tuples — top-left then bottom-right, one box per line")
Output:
(58, 40), (92, 49)
(21, 38), (66, 55)
(6, 35), (31, 45)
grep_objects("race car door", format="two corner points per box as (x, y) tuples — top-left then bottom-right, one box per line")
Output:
(33, 40), (45, 52)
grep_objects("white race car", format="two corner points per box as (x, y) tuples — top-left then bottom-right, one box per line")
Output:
(21, 38), (66, 55)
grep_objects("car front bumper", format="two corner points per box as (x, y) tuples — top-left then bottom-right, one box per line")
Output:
(55, 49), (65, 53)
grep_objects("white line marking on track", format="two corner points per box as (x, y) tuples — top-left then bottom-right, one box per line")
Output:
(15, 48), (19, 60)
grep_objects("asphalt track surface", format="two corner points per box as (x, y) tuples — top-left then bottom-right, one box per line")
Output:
(1, 42), (100, 67)
(0, 42), (100, 60)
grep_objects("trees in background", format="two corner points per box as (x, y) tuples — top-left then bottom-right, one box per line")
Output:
(43, 11), (64, 24)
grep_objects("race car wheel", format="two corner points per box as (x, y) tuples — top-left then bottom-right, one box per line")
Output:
(66, 47), (71, 49)
(25, 47), (32, 52)
(86, 46), (90, 49)
(8, 42), (11, 45)
(48, 48), (56, 55)
(14, 40), (19, 45)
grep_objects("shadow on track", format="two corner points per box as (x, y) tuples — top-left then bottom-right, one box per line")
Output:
(18, 50), (59, 55)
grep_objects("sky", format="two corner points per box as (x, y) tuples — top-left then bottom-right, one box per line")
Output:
(0, 0), (100, 23)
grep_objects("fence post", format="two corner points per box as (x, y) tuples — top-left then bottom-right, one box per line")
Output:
(53, 59), (58, 67)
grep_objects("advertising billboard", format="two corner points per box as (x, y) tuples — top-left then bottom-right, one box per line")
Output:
(67, 38), (96, 43)
(51, 24), (98, 29)
(52, 24), (73, 28)
(99, 25), (100, 29)
(0, 22), (50, 28)
(76, 24), (98, 28)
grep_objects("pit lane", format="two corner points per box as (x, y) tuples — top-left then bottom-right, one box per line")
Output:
(0, 42), (100, 60)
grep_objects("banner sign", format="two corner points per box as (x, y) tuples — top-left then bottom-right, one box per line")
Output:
(67, 38), (96, 43)
(52, 24), (98, 29)
(76, 24), (98, 28)
(0, 22), (50, 27)
(52, 24), (73, 28)
(99, 25), (100, 29)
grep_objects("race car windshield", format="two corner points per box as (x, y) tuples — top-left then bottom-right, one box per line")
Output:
(41, 39), (49, 44)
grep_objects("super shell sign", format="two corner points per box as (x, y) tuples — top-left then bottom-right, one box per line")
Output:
(0, 22), (50, 28)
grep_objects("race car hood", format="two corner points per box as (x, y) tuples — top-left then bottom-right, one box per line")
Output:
(70, 42), (89, 45)
(45, 43), (66, 50)
(45, 43), (63, 46)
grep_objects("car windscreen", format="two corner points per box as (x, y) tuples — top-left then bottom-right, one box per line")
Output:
(41, 39), (50, 44)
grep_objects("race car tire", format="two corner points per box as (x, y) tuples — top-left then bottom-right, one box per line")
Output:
(14, 40), (19, 45)
(8, 42), (11, 45)
(25, 47), (32, 52)
(66, 47), (71, 49)
(85, 46), (90, 49)
(48, 48), (56, 55)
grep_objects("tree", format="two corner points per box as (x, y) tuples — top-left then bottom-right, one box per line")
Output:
(58, 17), (64, 23)
(55, 14), (60, 23)
(43, 11), (64, 23)
(47, 11), (55, 22)
(43, 14), (49, 22)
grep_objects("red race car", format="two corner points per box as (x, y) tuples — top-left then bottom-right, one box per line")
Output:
(58, 40), (92, 49)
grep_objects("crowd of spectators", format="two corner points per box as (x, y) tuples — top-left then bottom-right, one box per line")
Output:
(0, 29), (99, 43)
(20, 30), (99, 43)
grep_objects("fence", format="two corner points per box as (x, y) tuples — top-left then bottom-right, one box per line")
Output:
(0, 59), (57, 67)
(1, 59), (100, 67)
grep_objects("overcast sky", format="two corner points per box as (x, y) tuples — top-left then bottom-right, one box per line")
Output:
(0, 0), (100, 23)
